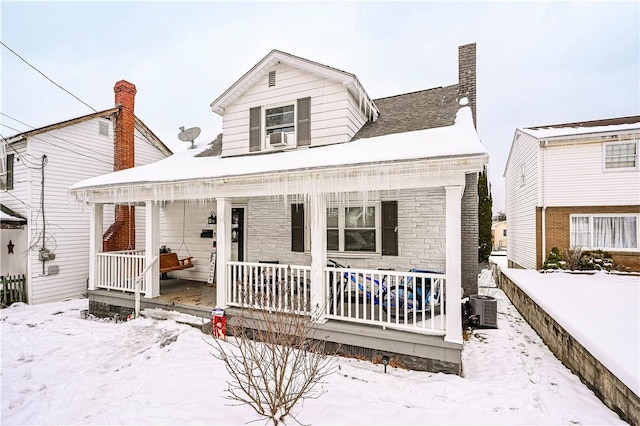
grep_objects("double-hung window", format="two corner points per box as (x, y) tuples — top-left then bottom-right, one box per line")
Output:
(265, 105), (294, 136)
(570, 214), (639, 250)
(327, 205), (378, 253)
(604, 142), (637, 170)
(250, 98), (311, 152)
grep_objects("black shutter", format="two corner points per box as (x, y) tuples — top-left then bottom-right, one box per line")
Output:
(297, 97), (311, 146)
(249, 107), (261, 152)
(291, 203), (305, 252)
(381, 201), (398, 256)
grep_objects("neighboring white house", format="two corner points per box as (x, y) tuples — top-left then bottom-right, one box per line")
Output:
(504, 116), (640, 271)
(0, 81), (172, 304)
(70, 46), (488, 374)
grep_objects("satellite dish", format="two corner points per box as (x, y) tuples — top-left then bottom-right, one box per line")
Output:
(178, 126), (201, 149)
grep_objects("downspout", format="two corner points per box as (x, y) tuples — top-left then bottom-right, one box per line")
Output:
(541, 141), (547, 268)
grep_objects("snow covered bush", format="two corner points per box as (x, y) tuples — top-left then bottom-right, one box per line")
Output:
(543, 246), (565, 270)
(579, 250), (614, 271)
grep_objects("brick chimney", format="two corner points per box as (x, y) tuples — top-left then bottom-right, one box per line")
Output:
(103, 80), (137, 252)
(458, 43), (477, 128)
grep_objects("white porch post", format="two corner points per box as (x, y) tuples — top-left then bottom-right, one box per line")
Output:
(216, 198), (232, 308)
(88, 203), (103, 291)
(310, 193), (327, 321)
(445, 185), (464, 344)
(144, 201), (160, 298)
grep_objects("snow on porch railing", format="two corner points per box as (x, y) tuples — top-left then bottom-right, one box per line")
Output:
(96, 250), (147, 293)
(227, 261), (311, 313)
(324, 266), (446, 335)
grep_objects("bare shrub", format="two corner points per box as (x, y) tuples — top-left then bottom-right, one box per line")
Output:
(564, 246), (584, 270)
(209, 291), (338, 425)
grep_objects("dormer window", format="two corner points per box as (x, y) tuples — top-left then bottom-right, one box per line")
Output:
(265, 105), (294, 136)
(249, 97), (311, 152)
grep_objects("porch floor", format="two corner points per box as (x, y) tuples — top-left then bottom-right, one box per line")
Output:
(88, 278), (461, 374)
(157, 278), (216, 308)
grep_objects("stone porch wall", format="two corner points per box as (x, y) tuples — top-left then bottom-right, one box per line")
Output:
(493, 265), (639, 426)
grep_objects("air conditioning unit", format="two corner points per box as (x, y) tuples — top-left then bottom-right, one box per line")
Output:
(469, 294), (498, 328)
(268, 132), (288, 146)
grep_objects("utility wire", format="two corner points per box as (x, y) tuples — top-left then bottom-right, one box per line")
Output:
(0, 41), (98, 113)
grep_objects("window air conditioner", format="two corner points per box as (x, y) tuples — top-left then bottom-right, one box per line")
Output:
(269, 132), (287, 146)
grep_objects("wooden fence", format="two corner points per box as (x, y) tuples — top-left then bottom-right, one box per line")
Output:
(1, 274), (27, 307)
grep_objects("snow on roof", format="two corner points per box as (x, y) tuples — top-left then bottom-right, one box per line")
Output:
(71, 106), (487, 191)
(520, 121), (640, 139)
(0, 210), (26, 222)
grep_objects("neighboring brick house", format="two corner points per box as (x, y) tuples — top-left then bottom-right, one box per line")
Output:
(71, 45), (488, 374)
(504, 116), (640, 271)
(0, 81), (172, 304)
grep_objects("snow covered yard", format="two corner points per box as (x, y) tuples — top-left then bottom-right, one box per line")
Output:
(492, 255), (639, 398)
(0, 270), (626, 425)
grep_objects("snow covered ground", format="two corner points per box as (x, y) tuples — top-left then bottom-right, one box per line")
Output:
(492, 255), (639, 397)
(0, 269), (626, 425)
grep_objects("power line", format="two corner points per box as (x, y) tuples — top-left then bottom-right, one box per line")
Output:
(0, 41), (98, 113)
(0, 112), (34, 129)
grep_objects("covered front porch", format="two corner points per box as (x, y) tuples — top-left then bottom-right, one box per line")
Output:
(75, 149), (486, 374)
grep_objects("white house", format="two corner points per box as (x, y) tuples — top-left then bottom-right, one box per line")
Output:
(504, 116), (640, 271)
(0, 81), (172, 304)
(70, 46), (488, 374)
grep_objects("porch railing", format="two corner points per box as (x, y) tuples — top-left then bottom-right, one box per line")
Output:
(227, 261), (311, 313)
(226, 261), (446, 335)
(325, 266), (446, 335)
(96, 250), (147, 293)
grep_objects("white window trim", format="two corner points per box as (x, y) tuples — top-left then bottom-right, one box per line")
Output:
(602, 140), (638, 172)
(303, 201), (383, 257)
(262, 101), (297, 150)
(570, 213), (640, 252)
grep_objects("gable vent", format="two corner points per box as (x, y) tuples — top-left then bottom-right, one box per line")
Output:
(98, 121), (109, 136)
(268, 70), (276, 87)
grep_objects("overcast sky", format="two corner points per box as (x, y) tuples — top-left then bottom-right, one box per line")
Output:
(1, 1), (638, 214)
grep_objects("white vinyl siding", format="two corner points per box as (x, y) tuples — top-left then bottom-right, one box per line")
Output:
(221, 63), (368, 157)
(159, 201), (216, 283)
(505, 131), (539, 269)
(543, 139), (640, 206)
(8, 118), (169, 304)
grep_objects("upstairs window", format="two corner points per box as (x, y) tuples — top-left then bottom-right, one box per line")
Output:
(249, 98), (311, 152)
(1, 154), (14, 190)
(265, 105), (294, 136)
(605, 142), (637, 169)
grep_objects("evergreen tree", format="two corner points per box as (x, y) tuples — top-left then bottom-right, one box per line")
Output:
(478, 165), (493, 262)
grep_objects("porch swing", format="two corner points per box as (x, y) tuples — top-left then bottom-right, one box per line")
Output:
(159, 204), (195, 274)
